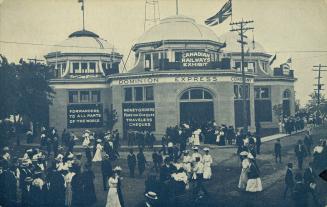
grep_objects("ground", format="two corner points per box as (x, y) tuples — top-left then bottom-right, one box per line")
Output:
(9, 125), (327, 207)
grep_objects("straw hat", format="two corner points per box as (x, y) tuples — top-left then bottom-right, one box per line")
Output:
(145, 191), (158, 200)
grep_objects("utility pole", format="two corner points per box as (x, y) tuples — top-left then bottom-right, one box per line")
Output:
(230, 19), (254, 132)
(313, 64), (327, 123)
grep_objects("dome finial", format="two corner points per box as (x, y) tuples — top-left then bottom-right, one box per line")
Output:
(78, 0), (86, 31)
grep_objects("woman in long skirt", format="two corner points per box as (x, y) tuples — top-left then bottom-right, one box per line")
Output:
(246, 157), (262, 192)
(64, 170), (75, 207)
(82, 164), (97, 206)
(238, 152), (250, 190)
(203, 148), (213, 179)
(105, 172), (122, 207)
(92, 139), (103, 162)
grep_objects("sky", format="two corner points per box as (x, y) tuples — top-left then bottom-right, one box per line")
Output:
(0, 0), (327, 105)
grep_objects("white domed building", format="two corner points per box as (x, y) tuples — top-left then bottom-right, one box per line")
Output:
(45, 30), (123, 131)
(46, 15), (296, 137)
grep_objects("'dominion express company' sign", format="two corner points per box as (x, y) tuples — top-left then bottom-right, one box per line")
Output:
(67, 104), (103, 128)
(181, 51), (211, 69)
(122, 103), (155, 131)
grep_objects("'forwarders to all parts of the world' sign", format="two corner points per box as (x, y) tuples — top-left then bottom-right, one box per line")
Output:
(122, 102), (155, 131)
(67, 104), (103, 128)
(181, 51), (211, 69)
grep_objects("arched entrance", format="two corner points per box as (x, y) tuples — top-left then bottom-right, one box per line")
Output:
(179, 88), (214, 127)
(283, 89), (291, 117)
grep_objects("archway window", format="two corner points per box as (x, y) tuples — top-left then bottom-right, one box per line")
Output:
(180, 88), (213, 101)
(283, 90), (291, 99)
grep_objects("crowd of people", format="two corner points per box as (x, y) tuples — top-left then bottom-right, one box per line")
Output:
(0, 117), (326, 207)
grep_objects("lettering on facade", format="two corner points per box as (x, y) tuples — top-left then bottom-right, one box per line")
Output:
(67, 104), (103, 128)
(122, 103), (155, 131)
(181, 51), (211, 69)
(116, 76), (253, 85)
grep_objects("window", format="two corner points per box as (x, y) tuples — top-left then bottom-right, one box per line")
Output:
(80, 91), (90, 102)
(91, 91), (100, 102)
(134, 87), (143, 101)
(72, 63), (80, 74)
(235, 61), (241, 70)
(180, 88), (213, 101)
(283, 90), (291, 99)
(190, 89), (203, 99)
(145, 54), (151, 69)
(89, 62), (96, 73)
(262, 61), (268, 72)
(246, 62), (255, 72)
(69, 91), (78, 103)
(153, 53), (159, 70)
(81, 63), (88, 73)
(124, 88), (133, 102)
(145, 86), (154, 101)
(175, 52), (182, 62)
(254, 87), (270, 99)
(234, 84), (250, 100)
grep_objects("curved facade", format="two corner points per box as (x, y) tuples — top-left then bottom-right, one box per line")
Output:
(47, 15), (296, 137)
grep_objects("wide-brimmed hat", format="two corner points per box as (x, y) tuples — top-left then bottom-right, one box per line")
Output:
(240, 151), (249, 156)
(113, 166), (122, 172)
(192, 146), (199, 150)
(25, 177), (33, 183)
(183, 150), (189, 154)
(203, 147), (210, 151)
(3, 147), (9, 151)
(145, 191), (158, 200)
(103, 154), (109, 159)
(97, 139), (102, 143)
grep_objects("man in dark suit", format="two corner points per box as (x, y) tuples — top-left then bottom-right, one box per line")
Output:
(294, 140), (306, 170)
(137, 148), (147, 176)
(303, 162), (319, 205)
(274, 139), (282, 163)
(48, 168), (65, 207)
(283, 163), (294, 199)
(101, 153), (113, 191)
(127, 149), (136, 178)
(3, 165), (17, 207)
(21, 177), (33, 207)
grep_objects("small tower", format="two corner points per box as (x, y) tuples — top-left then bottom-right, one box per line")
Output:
(144, 0), (160, 31)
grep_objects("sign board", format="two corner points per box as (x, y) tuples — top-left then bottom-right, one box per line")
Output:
(181, 51), (211, 69)
(122, 102), (155, 131)
(281, 63), (290, 75)
(67, 104), (103, 128)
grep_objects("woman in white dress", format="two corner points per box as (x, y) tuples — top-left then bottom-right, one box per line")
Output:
(202, 148), (213, 179)
(238, 152), (250, 190)
(105, 172), (122, 207)
(92, 139), (103, 162)
(182, 150), (192, 174)
(192, 129), (201, 146)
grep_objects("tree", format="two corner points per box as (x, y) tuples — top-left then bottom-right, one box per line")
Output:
(0, 56), (55, 132)
(305, 92), (327, 115)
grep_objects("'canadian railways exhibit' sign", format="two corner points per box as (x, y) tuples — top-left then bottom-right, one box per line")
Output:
(67, 104), (103, 128)
(181, 51), (211, 69)
(122, 102), (155, 131)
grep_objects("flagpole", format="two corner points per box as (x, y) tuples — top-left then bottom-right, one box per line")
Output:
(82, 0), (85, 30)
(176, 0), (179, 15)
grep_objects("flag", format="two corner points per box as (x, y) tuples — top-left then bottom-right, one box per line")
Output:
(287, 57), (292, 64)
(205, 0), (232, 26)
(269, 54), (276, 65)
(78, 0), (84, 10)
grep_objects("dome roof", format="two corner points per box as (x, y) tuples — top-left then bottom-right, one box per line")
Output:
(49, 30), (114, 55)
(219, 32), (265, 53)
(136, 15), (220, 44)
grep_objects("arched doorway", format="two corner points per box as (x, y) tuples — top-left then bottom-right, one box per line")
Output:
(283, 89), (291, 117)
(179, 88), (214, 127)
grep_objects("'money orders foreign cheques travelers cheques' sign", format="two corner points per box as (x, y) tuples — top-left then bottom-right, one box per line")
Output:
(181, 51), (211, 69)
(122, 103), (155, 132)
